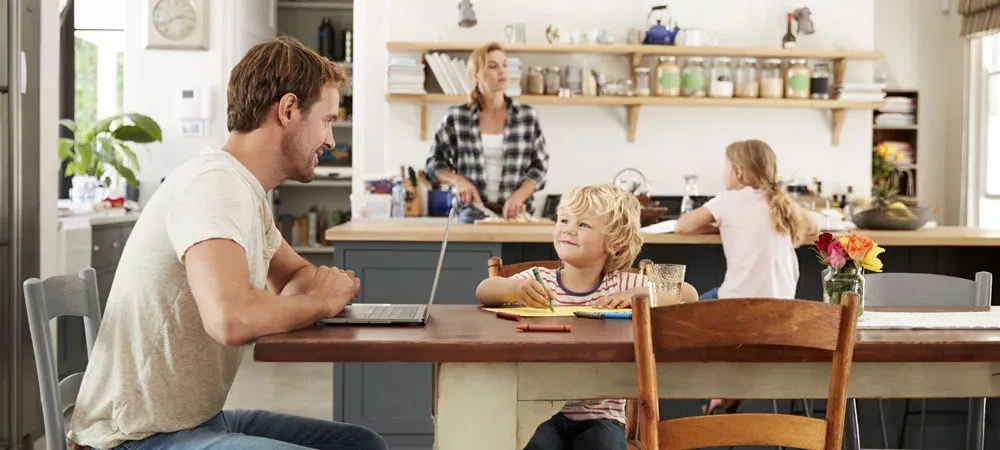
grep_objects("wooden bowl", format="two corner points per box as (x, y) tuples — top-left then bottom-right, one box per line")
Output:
(640, 207), (668, 227)
(852, 206), (929, 230)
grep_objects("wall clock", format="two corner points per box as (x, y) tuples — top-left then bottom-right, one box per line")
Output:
(146, 0), (210, 50)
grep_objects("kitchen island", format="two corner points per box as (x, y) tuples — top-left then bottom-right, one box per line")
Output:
(313, 220), (1000, 449)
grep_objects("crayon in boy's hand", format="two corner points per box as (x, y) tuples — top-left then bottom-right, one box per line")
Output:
(532, 267), (554, 312)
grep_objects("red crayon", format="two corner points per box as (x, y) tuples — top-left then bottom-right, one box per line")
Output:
(495, 311), (523, 321)
(516, 324), (572, 332)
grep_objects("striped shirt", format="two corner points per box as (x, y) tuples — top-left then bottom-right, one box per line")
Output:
(511, 267), (648, 423)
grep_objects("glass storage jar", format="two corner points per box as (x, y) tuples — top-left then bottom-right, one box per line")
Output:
(526, 67), (545, 95)
(634, 67), (651, 96)
(709, 57), (734, 98)
(544, 66), (562, 95)
(759, 58), (783, 99)
(810, 62), (831, 99)
(655, 56), (681, 97)
(681, 57), (707, 97)
(734, 58), (759, 98)
(785, 58), (811, 99)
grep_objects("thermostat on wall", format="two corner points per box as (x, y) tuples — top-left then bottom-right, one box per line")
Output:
(178, 87), (212, 136)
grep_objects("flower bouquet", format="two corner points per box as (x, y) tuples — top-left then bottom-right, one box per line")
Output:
(812, 232), (885, 316)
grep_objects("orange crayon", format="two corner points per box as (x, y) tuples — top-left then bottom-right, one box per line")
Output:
(516, 324), (571, 332)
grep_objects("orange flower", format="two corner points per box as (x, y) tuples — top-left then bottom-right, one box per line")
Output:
(839, 234), (875, 261)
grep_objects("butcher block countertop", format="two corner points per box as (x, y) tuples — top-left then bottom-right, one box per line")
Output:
(325, 220), (1000, 247)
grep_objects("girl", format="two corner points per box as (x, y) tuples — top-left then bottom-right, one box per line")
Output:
(477, 183), (697, 449)
(675, 139), (818, 414)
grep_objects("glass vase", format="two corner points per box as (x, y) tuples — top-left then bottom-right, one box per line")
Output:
(822, 265), (865, 317)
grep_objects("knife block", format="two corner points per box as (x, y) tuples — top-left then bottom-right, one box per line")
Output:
(403, 179), (422, 217)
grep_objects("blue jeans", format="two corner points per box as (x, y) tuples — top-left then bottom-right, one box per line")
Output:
(523, 413), (626, 450)
(113, 410), (387, 450)
(699, 287), (719, 300)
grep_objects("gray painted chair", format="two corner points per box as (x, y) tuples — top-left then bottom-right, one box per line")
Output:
(851, 271), (991, 450)
(23, 267), (102, 450)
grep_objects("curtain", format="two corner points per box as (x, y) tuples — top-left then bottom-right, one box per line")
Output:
(960, 0), (1000, 37)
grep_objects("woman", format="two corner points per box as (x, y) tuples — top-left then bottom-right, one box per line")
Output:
(424, 42), (549, 220)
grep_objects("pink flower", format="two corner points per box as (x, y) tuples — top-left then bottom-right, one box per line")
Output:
(825, 240), (848, 269)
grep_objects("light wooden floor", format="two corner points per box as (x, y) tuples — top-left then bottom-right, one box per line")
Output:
(34, 351), (334, 448)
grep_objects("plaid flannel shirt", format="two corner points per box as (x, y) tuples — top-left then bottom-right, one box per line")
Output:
(424, 96), (549, 212)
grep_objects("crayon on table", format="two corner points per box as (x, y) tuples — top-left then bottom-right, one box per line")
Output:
(495, 311), (523, 321)
(573, 311), (605, 320)
(601, 311), (632, 320)
(516, 324), (572, 332)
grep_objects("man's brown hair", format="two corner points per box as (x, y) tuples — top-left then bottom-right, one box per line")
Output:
(227, 36), (350, 132)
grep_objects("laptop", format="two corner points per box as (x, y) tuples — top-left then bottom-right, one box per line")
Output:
(318, 204), (456, 325)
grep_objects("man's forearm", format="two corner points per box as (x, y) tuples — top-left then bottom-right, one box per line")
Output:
(226, 289), (329, 345)
(279, 263), (318, 296)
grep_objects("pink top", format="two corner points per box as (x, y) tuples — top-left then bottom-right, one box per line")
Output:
(703, 187), (799, 299)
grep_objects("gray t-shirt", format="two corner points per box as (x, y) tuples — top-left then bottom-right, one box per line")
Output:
(69, 147), (282, 449)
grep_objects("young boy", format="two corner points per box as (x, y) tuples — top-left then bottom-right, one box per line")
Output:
(476, 183), (697, 450)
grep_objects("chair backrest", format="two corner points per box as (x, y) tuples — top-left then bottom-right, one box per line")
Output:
(864, 272), (992, 307)
(23, 267), (103, 450)
(631, 293), (859, 450)
(486, 256), (651, 278)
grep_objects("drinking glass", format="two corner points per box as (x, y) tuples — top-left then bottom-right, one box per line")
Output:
(646, 264), (686, 306)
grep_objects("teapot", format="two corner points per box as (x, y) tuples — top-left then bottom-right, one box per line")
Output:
(643, 5), (679, 45)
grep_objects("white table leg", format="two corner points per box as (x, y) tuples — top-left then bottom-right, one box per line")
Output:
(435, 363), (518, 450)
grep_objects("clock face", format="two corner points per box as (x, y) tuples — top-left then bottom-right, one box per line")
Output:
(152, 0), (197, 41)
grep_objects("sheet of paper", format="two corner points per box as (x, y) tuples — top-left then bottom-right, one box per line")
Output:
(857, 308), (1000, 329)
(640, 219), (677, 234)
(483, 306), (630, 317)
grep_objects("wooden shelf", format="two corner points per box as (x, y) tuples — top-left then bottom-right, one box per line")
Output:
(874, 124), (918, 130)
(332, 121), (352, 128)
(386, 42), (884, 61)
(277, 1), (352, 10)
(387, 94), (880, 145)
(388, 41), (883, 145)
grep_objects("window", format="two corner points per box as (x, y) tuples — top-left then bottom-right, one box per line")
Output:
(73, 0), (125, 132)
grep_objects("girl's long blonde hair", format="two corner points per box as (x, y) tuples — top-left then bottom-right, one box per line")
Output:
(725, 140), (803, 242)
(466, 42), (504, 108)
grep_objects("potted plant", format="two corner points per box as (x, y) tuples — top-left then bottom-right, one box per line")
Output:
(852, 143), (928, 230)
(812, 232), (885, 316)
(58, 113), (162, 203)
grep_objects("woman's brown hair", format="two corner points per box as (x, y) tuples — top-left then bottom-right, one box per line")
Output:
(227, 36), (350, 133)
(466, 42), (504, 108)
(725, 139), (804, 242)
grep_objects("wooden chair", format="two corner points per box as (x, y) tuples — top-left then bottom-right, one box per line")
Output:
(631, 292), (860, 450)
(486, 256), (650, 448)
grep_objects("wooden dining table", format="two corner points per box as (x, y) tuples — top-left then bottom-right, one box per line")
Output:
(254, 305), (1000, 450)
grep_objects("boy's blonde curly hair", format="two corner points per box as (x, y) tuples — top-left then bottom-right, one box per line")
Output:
(556, 183), (644, 273)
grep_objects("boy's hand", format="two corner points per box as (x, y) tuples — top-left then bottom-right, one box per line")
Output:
(595, 291), (633, 309)
(517, 279), (554, 309)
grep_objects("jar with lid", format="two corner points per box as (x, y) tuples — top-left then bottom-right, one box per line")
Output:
(681, 57), (707, 97)
(655, 56), (681, 97)
(810, 62), (831, 99)
(634, 67), (651, 96)
(709, 57), (734, 98)
(527, 67), (545, 95)
(759, 59), (783, 99)
(785, 59), (811, 99)
(544, 66), (562, 95)
(734, 58), (759, 98)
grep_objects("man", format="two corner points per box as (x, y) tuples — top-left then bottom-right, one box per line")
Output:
(67, 36), (386, 450)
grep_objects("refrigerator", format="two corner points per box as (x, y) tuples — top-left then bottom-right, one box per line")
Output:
(2, 0), (42, 448)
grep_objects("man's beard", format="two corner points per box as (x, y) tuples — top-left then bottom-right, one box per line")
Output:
(281, 133), (317, 183)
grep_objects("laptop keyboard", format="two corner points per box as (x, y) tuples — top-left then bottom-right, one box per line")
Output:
(365, 305), (423, 319)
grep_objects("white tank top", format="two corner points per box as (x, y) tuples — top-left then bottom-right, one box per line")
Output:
(481, 134), (504, 203)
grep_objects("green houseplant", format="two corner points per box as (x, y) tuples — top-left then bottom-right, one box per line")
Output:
(58, 113), (163, 189)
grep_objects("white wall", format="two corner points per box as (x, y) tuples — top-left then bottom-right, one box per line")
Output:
(355, 0), (876, 210)
(123, 0), (230, 204)
(873, 0), (966, 225)
(39, 0), (59, 278)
